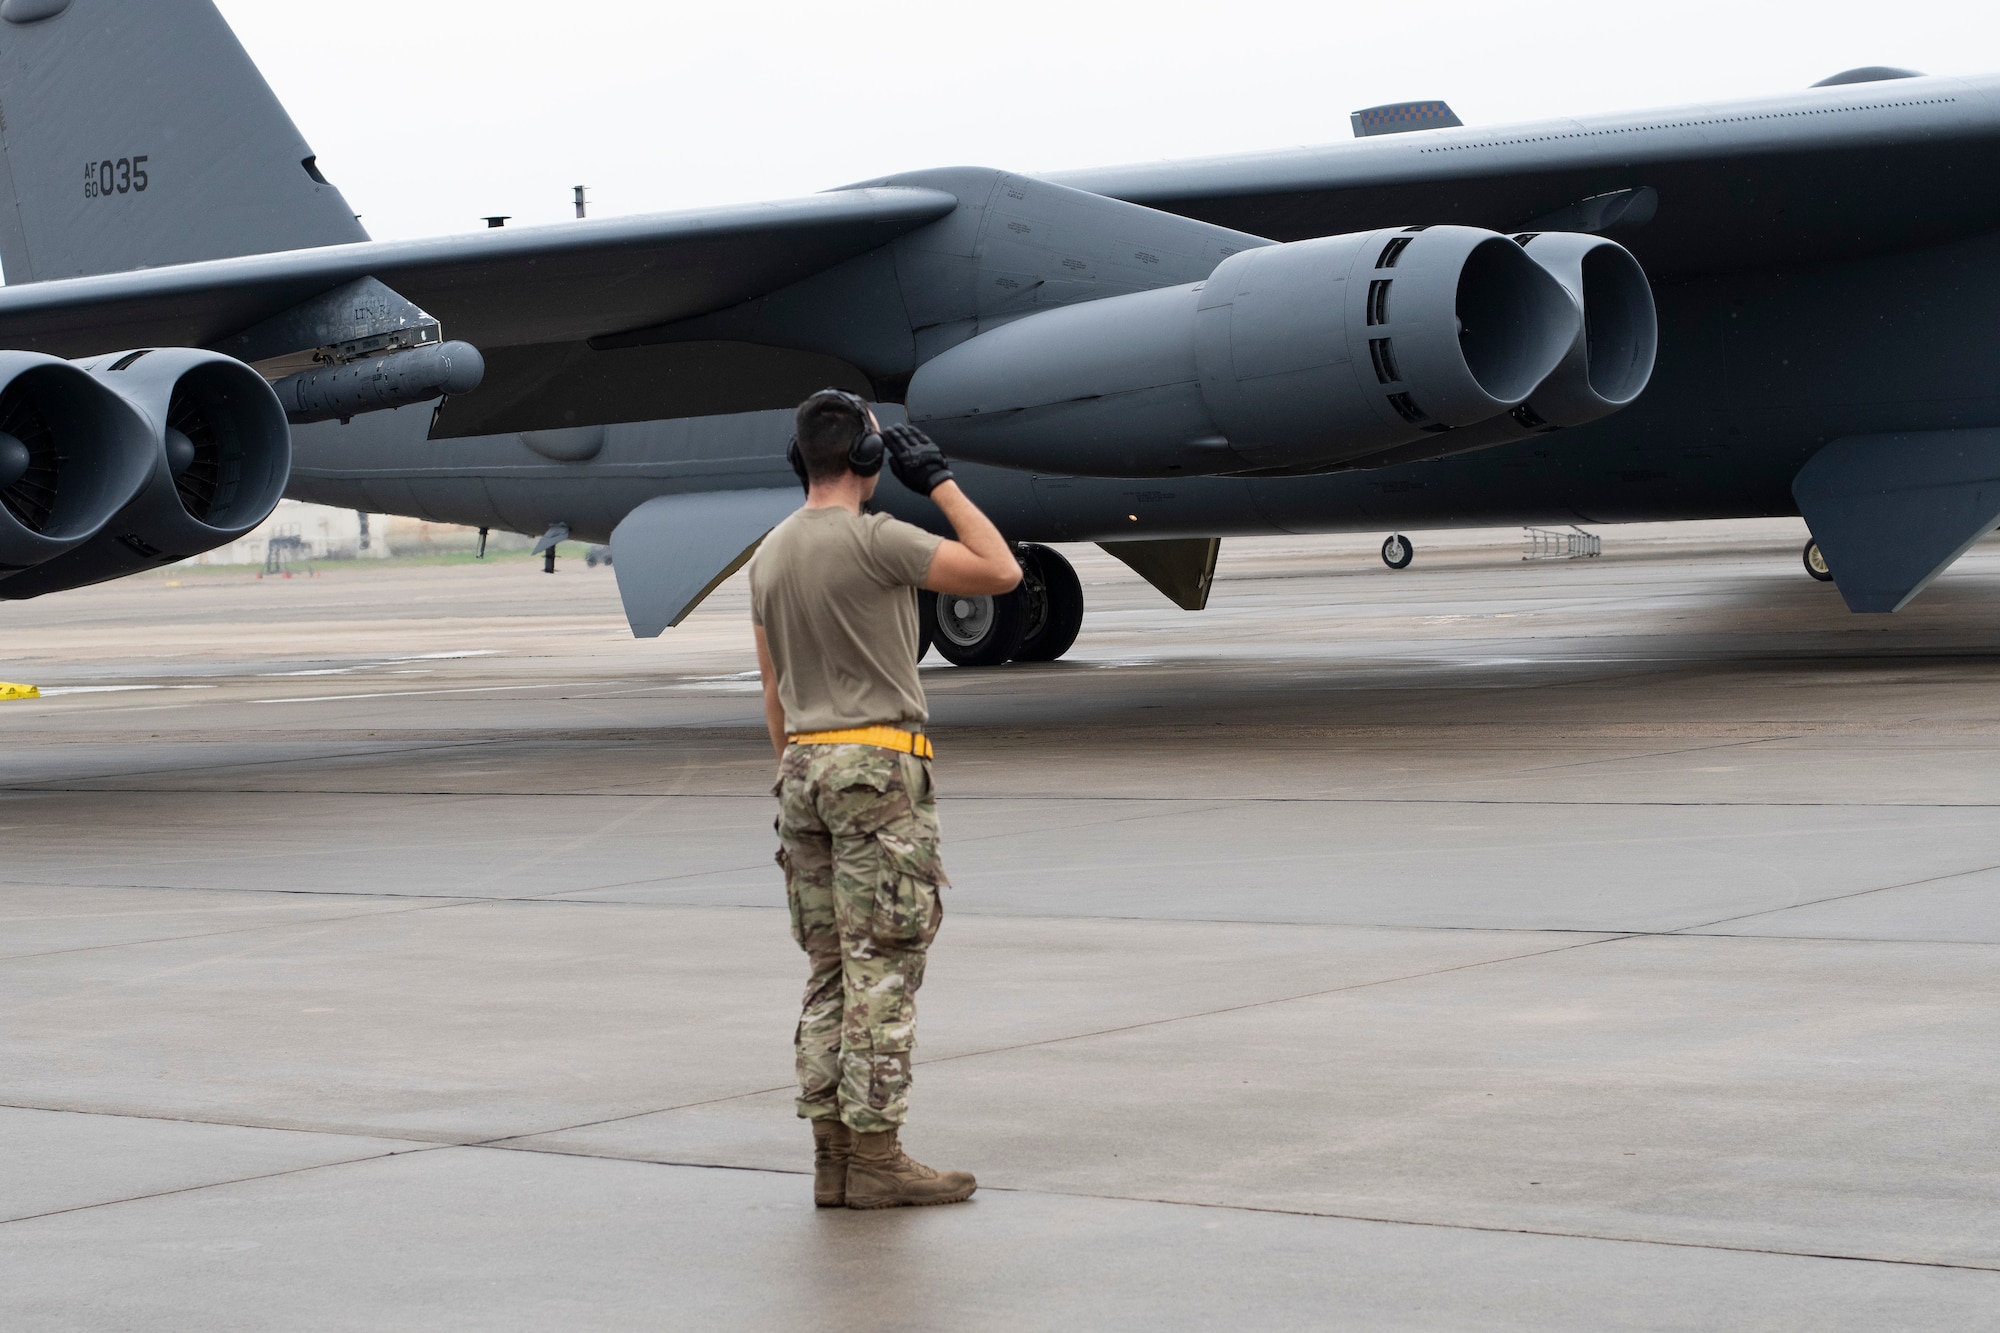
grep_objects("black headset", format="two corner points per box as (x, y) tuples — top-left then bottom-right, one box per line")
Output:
(786, 388), (884, 485)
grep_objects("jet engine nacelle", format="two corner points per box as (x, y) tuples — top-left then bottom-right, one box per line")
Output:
(905, 225), (1582, 476)
(0, 353), (157, 581)
(1512, 231), (1656, 428)
(1330, 232), (1659, 470)
(0, 348), (290, 599)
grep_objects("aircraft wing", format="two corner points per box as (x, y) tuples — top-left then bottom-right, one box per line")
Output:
(1049, 75), (2000, 279)
(0, 186), (959, 359)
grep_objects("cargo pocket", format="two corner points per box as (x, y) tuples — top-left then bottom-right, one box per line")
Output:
(775, 847), (807, 947)
(868, 824), (946, 946)
(867, 1037), (913, 1113)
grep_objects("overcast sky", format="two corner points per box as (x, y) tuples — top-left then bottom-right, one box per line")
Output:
(213, 0), (1999, 241)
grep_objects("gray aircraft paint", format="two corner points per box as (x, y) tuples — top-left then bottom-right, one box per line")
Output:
(0, 187), (960, 359)
(1793, 429), (2000, 613)
(5, 2), (2000, 617)
(0, 0), (366, 281)
(1051, 76), (2000, 277)
(284, 193), (2000, 543)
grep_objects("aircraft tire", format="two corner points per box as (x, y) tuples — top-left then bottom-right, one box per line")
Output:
(1012, 544), (1084, 662)
(1803, 539), (1834, 582)
(921, 587), (1029, 667)
(1382, 534), (1415, 569)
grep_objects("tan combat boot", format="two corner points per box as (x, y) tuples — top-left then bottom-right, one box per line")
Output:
(844, 1129), (976, 1209)
(812, 1119), (853, 1208)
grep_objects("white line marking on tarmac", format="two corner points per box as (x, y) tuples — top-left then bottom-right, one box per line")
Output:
(257, 651), (502, 678)
(249, 682), (602, 705)
(35, 685), (217, 697)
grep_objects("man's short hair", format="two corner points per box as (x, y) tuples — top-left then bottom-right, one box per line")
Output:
(794, 392), (869, 482)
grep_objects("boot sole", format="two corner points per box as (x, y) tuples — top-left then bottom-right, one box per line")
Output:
(844, 1185), (976, 1210)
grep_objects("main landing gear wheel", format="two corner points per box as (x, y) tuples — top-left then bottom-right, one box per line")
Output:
(1381, 534), (1414, 569)
(1013, 543), (1084, 662)
(920, 586), (1029, 667)
(1803, 539), (1834, 582)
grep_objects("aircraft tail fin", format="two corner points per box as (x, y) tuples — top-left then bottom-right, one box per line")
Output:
(0, 0), (368, 285)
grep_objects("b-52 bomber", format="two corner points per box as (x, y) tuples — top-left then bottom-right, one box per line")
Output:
(0, 0), (1996, 664)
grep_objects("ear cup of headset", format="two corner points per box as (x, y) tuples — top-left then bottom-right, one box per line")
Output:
(849, 428), (884, 477)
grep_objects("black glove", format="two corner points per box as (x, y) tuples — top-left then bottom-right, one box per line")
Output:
(883, 423), (955, 498)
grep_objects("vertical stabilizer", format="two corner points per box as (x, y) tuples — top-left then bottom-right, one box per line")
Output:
(0, 0), (368, 284)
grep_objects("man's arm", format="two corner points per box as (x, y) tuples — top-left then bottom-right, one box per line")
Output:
(881, 422), (1022, 596)
(922, 480), (1023, 595)
(754, 625), (786, 759)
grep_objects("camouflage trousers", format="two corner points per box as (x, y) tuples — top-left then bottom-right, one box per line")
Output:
(774, 742), (947, 1133)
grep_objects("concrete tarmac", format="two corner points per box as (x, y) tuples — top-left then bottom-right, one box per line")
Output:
(3, 520), (1999, 1329)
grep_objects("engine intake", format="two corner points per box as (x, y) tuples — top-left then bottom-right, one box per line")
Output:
(906, 225), (1581, 476)
(0, 349), (290, 599)
(0, 353), (155, 581)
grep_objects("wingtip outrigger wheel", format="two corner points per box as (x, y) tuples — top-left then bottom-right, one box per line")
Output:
(1382, 534), (1414, 569)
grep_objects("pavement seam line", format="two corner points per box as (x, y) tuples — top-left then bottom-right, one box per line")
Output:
(0, 1144), (453, 1228)
(335, 1138), (2000, 1279)
(10, 1115), (1992, 1278)
(0, 899), (486, 964)
(1669, 859), (2000, 934)
(0, 735), (528, 789)
(1512, 732), (1806, 775)
(0, 1099), (465, 1145)
(0, 898), (494, 1016)
(975, 1183), (2000, 1276)
(473, 933), (1634, 1146)
(10, 788), (2000, 809)
(907, 933), (1635, 1072)
(9, 880), (1989, 949)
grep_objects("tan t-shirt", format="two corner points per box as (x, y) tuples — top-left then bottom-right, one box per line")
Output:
(748, 506), (943, 735)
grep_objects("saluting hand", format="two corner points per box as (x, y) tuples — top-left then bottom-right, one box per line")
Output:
(883, 423), (955, 498)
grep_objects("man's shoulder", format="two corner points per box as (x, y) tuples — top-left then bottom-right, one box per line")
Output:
(763, 506), (814, 541)
(860, 509), (942, 547)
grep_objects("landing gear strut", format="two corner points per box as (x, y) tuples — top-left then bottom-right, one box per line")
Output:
(1014, 543), (1085, 661)
(1382, 534), (1414, 569)
(919, 543), (1084, 667)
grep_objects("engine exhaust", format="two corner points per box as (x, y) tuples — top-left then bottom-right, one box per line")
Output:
(0, 349), (290, 599)
(0, 353), (155, 582)
(1338, 233), (1658, 469)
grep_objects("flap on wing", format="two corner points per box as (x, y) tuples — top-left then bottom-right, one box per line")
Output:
(609, 489), (800, 638)
(1097, 537), (1220, 611)
(0, 187), (959, 359)
(1794, 429), (2000, 613)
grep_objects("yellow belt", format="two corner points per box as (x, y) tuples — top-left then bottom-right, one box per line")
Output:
(788, 725), (933, 759)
